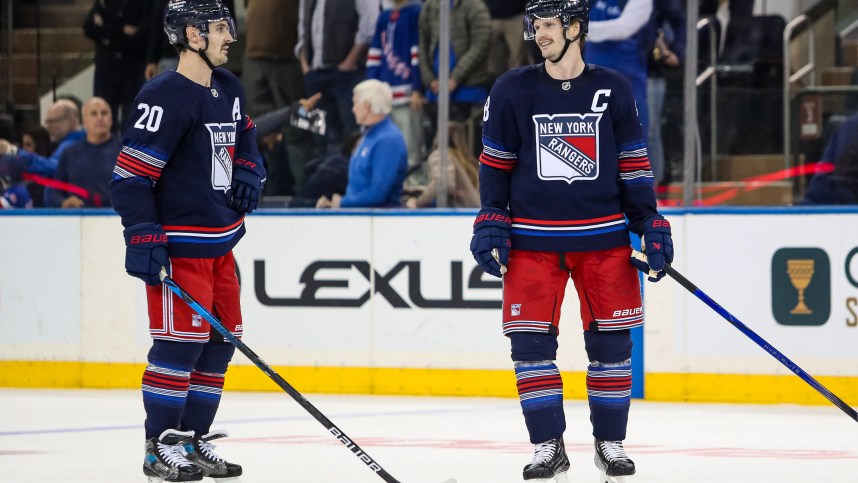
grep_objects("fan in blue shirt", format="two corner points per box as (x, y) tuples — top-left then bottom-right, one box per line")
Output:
(317, 79), (407, 208)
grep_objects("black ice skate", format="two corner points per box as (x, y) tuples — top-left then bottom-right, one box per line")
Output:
(184, 430), (242, 481)
(594, 439), (636, 483)
(143, 429), (203, 482)
(522, 437), (570, 482)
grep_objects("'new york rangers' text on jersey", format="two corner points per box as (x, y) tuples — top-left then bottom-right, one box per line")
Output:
(479, 64), (657, 253)
(110, 68), (264, 258)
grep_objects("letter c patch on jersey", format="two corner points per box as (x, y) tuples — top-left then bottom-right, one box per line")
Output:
(532, 113), (602, 184)
(591, 89), (612, 112)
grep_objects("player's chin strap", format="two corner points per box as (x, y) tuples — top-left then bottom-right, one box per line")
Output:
(188, 37), (217, 71)
(185, 35), (215, 70)
(549, 28), (583, 64)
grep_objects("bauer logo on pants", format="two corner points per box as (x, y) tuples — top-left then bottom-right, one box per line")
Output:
(532, 113), (601, 184)
(771, 248), (830, 326)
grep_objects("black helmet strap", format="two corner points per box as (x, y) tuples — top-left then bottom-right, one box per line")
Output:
(185, 25), (217, 70)
(549, 21), (582, 64)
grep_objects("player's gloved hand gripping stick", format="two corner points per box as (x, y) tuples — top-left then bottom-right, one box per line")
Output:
(630, 214), (673, 282)
(158, 270), (459, 482)
(123, 223), (170, 286)
(635, 251), (858, 423)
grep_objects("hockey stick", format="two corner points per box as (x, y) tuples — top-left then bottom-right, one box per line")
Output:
(633, 253), (858, 423)
(159, 271), (458, 483)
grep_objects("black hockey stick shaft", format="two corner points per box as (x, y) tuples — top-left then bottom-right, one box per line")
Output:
(663, 263), (858, 423)
(160, 273), (404, 483)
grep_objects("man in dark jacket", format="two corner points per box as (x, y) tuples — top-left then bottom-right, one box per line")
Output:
(295, 0), (379, 155)
(83, 0), (154, 131)
(802, 112), (858, 205)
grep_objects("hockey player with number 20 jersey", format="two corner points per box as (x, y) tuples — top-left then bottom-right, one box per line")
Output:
(109, 0), (265, 481)
(470, 0), (674, 482)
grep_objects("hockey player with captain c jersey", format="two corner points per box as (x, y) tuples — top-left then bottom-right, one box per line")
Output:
(470, 0), (673, 482)
(110, 0), (265, 481)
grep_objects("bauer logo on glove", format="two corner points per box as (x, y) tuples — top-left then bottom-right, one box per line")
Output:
(470, 207), (512, 278)
(630, 214), (673, 282)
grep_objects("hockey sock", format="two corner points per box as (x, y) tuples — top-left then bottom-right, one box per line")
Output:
(181, 340), (235, 435)
(143, 340), (204, 439)
(587, 359), (632, 441)
(515, 360), (566, 444)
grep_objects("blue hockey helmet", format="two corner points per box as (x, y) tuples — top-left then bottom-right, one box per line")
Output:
(524, 0), (589, 41)
(163, 0), (236, 48)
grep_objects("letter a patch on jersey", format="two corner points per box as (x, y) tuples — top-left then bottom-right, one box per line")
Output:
(205, 123), (237, 192)
(532, 113), (602, 184)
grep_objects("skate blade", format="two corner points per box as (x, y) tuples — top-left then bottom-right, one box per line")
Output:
(598, 473), (630, 483)
(209, 478), (241, 482)
(146, 477), (164, 483)
(526, 472), (568, 483)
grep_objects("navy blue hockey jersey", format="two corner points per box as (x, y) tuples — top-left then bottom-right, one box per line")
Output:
(110, 68), (264, 258)
(479, 64), (657, 253)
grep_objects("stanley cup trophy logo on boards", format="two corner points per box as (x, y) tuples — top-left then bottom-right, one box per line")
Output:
(771, 248), (829, 326)
(787, 259), (815, 315)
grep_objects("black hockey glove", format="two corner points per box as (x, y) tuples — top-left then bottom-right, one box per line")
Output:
(230, 165), (263, 214)
(123, 223), (170, 286)
(470, 207), (512, 278)
(630, 214), (673, 282)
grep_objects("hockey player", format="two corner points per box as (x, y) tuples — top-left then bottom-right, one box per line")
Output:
(109, 0), (265, 481)
(470, 0), (673, 482)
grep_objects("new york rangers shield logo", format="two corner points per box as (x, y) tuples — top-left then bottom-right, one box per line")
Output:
(532, 113), (601, 183)
(205, 123), (237, 192)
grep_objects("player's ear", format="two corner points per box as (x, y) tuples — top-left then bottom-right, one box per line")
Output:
(185, 25), (200, 45)
(567, 20), (580, 40)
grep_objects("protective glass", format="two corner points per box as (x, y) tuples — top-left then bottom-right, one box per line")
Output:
(201, 16), (236, 41)
(523, 12), (562, 41)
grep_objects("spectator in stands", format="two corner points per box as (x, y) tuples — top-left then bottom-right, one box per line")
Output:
(646, 0), (685, 187)
(0, 155), (32, 209)
(47, 97), (121, 208)
(367, 0), (425, 185)
(83, 0), (154, 131)
(419, 0), (491, 153)
(288, 132), (361, 208)
(484, 0), (531, 82)
(700, 0), (753, 19)
(56, 94), (85, 116)
(145, 0), (179, 79)
(244, 0), (312, 196)
(18, 127), (52, 207)
(316, 80), (407, 208)
(586, 0), (654, 137)
(21, 128), (51, 157)
(404, 120), (479, 208)
(801, 112), (858, 205)
(0, 99), (84, 178)
(296, 0), (379, 156)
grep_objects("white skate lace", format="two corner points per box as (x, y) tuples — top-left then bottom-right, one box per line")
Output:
(198, 439), (225, 463)
(158, 442), (194, 468)
(529, 441), (557, 465)
(599, 441), (629, 462)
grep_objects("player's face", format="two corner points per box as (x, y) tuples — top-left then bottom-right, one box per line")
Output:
(205, 20), (234, 66)
(532, 17), (565, 59)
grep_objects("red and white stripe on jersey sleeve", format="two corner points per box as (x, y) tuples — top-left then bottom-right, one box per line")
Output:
(114, 141), (168, 181)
